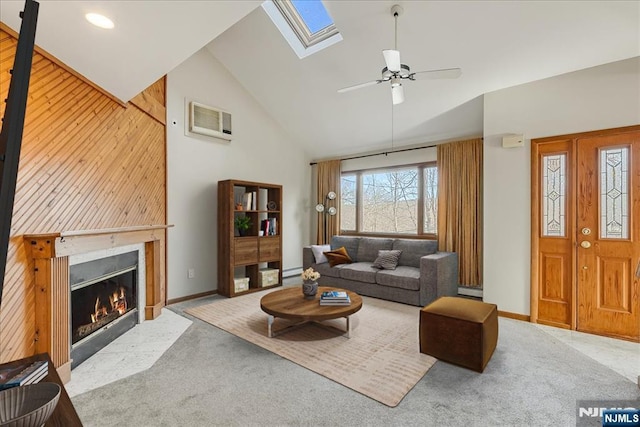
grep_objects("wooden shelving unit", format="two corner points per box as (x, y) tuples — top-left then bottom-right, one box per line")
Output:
(217, 179), (283, 297)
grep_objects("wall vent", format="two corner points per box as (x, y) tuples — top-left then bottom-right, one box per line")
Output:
(188, 101), (232, 140)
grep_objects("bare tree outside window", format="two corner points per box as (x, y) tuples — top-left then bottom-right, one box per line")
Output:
(424, 166), (438, 234)
(340, 163), (437, 236)
(362, 169), (418, 233)
(340, 174), (356, 231)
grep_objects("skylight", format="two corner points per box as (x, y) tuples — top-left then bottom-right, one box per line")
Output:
(290, 0), (333, 33)
(263, 0), (342, 59)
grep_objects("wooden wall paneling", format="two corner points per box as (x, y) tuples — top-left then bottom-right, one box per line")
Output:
(0, 243), (35, 358)
(0, 28), (167, 364)
(15, 92), (112, 228)
(145, 78), (166, 106)
(130, 79), (166, 125)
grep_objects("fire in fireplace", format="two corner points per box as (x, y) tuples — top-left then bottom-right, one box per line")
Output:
(70, 251), (139, 368)
(71, 272), (136, 345)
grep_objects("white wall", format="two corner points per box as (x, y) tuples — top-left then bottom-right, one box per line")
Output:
(166, 48), (312, 300)
(483, 57), (640, 315)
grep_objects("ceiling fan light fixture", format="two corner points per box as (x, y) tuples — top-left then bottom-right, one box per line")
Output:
(336, 3), (460, 102)
(391, 84), (404, 105)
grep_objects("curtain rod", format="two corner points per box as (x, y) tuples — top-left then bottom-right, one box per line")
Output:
(309, 143), (437, 166)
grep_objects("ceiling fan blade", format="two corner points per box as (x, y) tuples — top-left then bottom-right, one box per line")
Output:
(410, 68), (462, 80)
(391, 84), (404, 105)
(382, 49), (401, 72)
(337, 79), (383, 93)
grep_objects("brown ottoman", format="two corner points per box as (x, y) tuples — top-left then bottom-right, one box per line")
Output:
(420, 296), (498, 372)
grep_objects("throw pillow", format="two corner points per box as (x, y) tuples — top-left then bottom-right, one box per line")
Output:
(323, 246), (353, 267)
(311, 244), (331, 264)
(372, 250), (402, 270)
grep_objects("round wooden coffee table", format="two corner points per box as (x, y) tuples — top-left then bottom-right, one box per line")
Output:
(260, 286), (362, 338)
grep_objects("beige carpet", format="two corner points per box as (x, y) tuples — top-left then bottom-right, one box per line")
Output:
(186, 289), (436, 407)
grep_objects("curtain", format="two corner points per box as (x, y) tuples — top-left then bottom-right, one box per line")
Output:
(316, 159), (341, 244)
(437, 138), (483, 287)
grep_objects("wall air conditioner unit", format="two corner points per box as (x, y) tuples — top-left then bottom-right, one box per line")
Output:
(188, 101), (232, 140)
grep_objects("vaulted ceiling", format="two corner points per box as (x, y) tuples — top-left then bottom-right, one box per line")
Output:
(1, 1), (638, 159)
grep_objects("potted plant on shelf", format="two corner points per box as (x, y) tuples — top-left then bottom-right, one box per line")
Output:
(234, 216), (252, 237)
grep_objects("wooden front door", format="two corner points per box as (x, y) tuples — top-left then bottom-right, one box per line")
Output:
(576, 132), (640, 339)
(531, 126), (640, 342)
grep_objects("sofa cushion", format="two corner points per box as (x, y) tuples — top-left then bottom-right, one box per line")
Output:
(324, 247), (353, 267)
(311, 244), (331, 264)
(339, 262), (378, 283)
(372, 250), (402, 270)
(312, 262), (346, 278)
(392, 239), (438, 268)
(331, 236), (360, 262)
(376, 266), (420, 291)
(357, 238), (394, 262)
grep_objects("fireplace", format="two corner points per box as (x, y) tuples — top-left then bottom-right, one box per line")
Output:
(69, 250), (140, 368)
(24, 225), (167, 383)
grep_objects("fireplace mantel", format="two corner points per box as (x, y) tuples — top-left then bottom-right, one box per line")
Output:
(24, 224), (172, 258)
(23, 224), (172, 382)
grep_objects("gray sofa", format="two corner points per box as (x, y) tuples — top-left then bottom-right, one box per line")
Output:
(302, 236), (459, 307)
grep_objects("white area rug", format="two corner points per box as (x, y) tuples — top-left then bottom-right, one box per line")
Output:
(186, 289), (436, 407)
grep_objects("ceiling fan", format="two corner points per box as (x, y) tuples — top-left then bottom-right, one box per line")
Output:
(337, 4), (462, 105)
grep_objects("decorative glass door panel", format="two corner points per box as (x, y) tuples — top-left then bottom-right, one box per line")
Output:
(599, 147), (629, 239)
(542, 154), (566, 237)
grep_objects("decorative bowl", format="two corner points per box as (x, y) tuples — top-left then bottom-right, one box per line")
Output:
(0, 382), (61, 427)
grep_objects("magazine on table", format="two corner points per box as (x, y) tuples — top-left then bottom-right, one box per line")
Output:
(320, 291), (349, 300)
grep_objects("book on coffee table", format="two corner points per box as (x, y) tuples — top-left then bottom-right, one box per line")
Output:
(320, 296), (351, 306)
(320, 291), (349, 300)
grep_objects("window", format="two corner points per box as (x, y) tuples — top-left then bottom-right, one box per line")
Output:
(340, 174), (356, 232)
(341, 164), (438, 236)
(423, 165), (438, 234)
(262, 0), (342, 59)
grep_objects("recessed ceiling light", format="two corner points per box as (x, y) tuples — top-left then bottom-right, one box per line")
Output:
(85, 13), (114, 29)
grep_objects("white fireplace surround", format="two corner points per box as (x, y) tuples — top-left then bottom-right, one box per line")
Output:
(68, 243), (147, 324)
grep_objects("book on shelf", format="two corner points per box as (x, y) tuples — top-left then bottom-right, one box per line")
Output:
(320, 297), (351, 306)
(242, 192), (252, 211)
(261, 218), (277, 236)
(0, 360), (48, 390)
(320, 291), (349, 300)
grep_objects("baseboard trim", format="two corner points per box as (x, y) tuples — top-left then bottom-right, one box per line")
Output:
(283, 267), (303, 278)
(535, 319), (571, 329)
(458, 287), (483, 298)
(167, 290), (217, 305)
(498, 310), (530, 322)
